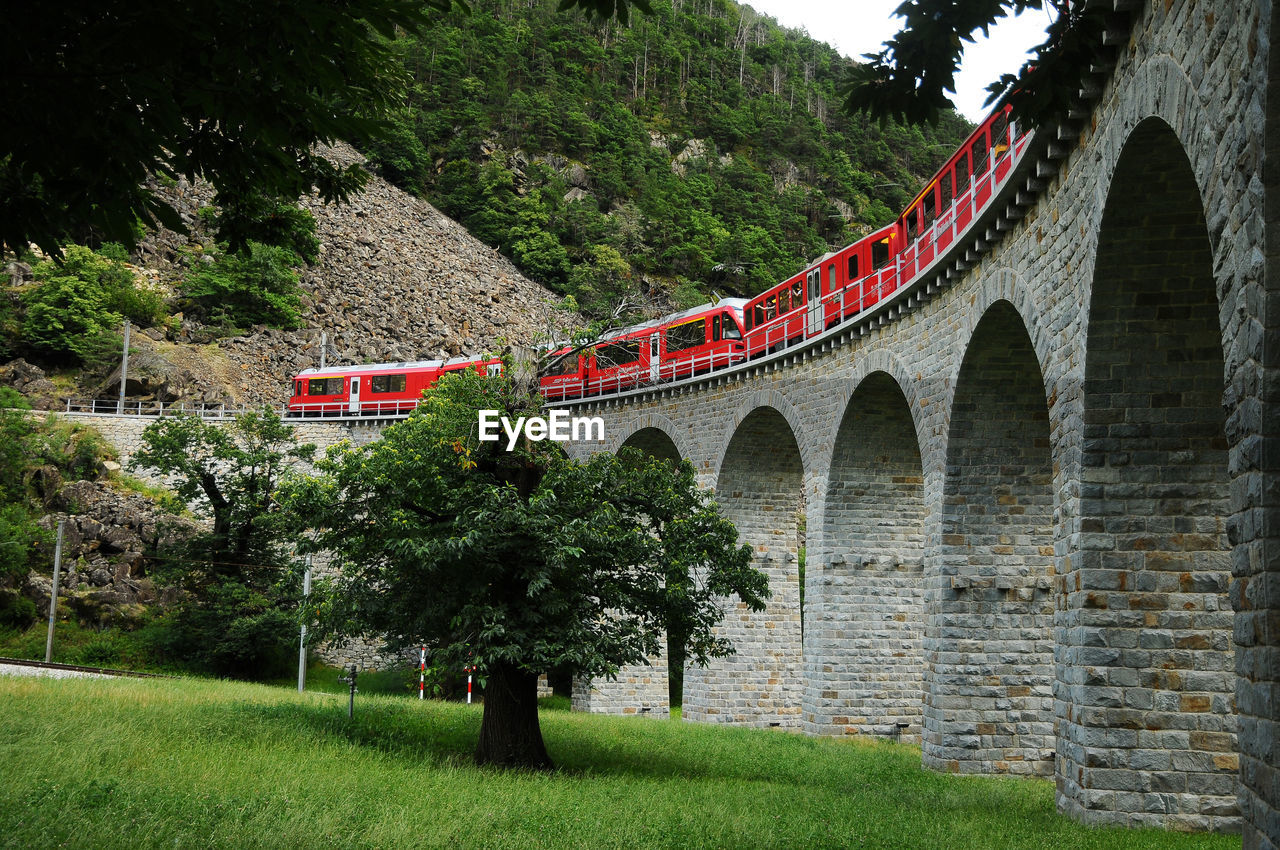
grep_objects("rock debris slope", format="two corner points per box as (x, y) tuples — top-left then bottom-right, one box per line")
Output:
(139, 143), (573, 407)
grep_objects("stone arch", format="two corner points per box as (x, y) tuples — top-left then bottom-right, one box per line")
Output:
(571, 420), (688, 718)
(806, 370), (926, 741)
(714, 390), (814, 484)
(684, 405), (804, 727)
(953, 267), (1058, 400)
(605, 412), (692, 462)
(1058, 116), (1237, 831)
(925, 298), (1056, 776)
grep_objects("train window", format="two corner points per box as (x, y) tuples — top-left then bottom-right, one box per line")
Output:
(940, 173), (953, 209)
(791, 280), (803, 304)
(906, 207), (919, 240)
(307, 377), (344, 395)
(955, 154), (969, 190)
(723, 315), (743, 340)
(294, 380), (302, 397)
(549, 353), (579, 376)
(764, 295), (777, 320)
(848, 253), (860, 280)
(991, 112), (1010, 158)
(828, 264), (836, 291)
(370, 374), (407, 394)
(712, 315), (722, 342)
(597, 340), (640, 367)
(752, 304), (764, 328)
(872, 238), (891, 270)
(922, 188), (936, 228)
(665, 318), (706, 352)
(972, 134), (989, 176)
(807, 268), (820, 299)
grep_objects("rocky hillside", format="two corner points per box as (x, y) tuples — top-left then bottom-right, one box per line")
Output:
(101, 143), (573, 409)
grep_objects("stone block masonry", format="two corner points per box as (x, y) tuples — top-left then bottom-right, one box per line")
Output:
(557, 2), (1277, 841)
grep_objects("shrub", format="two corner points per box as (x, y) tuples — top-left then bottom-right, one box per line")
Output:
(180, 242), (305, 330)
(202, 198), (320, 265)
(146, 582), (295, 679)
(21, 244), (166, 366)
(0, 590), (37, 630)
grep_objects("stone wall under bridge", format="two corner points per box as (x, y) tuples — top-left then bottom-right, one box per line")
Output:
(556, 2), (1280, 840)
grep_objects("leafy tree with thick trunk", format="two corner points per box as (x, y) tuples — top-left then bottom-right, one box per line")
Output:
(282, 369), (767, 769)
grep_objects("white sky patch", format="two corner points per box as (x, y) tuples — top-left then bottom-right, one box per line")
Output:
(741, 1), (1054, 123)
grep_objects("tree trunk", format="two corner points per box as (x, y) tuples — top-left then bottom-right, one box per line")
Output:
(474, 663), (552, 770)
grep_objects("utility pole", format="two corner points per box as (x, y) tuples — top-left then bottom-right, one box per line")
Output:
(117, 319), (130, 415)
(44, 520), (65, 663)
(297, 555), (312, 692)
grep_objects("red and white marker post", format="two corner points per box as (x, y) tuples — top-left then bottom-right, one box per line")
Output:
(419, 646), (426, 700)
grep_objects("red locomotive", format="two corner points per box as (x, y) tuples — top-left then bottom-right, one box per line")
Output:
(286, 105), (1028, 413)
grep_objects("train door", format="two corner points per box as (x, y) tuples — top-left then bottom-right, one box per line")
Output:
(349, 377), (361, 414)
(649, 335), (660, 382)
(806, 268), (822, 336)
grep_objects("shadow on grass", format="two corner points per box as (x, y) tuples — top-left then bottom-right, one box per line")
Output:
(221, 694), (922, 796)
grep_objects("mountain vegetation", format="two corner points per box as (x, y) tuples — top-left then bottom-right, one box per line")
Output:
(359, 0), (973, 318)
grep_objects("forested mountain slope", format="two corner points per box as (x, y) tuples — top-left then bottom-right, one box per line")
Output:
(360, 0), (973, 318)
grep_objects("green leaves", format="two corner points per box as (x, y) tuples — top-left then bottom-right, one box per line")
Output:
(283, 371), (766, 684)
(179, 242), (306, 331)
(1, 0), (463, 258)
(840, 0), (1112, 132)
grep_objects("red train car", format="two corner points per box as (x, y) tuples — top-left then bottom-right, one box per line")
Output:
(287, 356), (501, 416)
(539, 299), (748, 402)
(742, 104), (1028, 359)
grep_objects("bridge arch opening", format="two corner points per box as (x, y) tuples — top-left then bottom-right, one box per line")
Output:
(1061, 117), (1236, 829)
(809, 372), (925, 740)
(624, 426), (684, 712)
(683, 406), (804, 727)
(928, 299), (1056, 776)
(619, 427), (682, 465)
(570, 426), (685, 717)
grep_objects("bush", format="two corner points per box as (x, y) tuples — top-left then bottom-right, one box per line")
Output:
(180, 242), (305, 330)
(146, 582), (296, 679)
(0, 591), (37, 631)
(21, 244), (166, 367)
(204, 197), (320, 265)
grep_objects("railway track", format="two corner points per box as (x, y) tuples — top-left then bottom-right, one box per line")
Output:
(0, 656), (170, 679)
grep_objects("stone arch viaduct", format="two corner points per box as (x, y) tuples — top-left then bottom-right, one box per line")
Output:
(551, 2), (1278, 842)
(57, 1), (1278, 843)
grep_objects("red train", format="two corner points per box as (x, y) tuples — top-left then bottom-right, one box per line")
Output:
(286, 105), (1028, 415)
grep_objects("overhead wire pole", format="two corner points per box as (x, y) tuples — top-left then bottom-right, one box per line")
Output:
(298, 554), (312, 692)
(117, 319), (130, 415)
(44, 520), (65, 663)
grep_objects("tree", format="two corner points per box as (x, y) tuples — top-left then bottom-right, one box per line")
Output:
(838, 0), (1114, 129)
(180, 242), (307, 331)
(2, 0), (456, 258)
(131, 409), (315, 677)
(283, 369), (767, 769)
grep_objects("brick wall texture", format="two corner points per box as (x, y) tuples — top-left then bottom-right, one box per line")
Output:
(557, 2), (1277, 842)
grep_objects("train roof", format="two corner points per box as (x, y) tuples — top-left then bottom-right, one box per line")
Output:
(597, 298), (749, 341)
(296, 355), (494, 377)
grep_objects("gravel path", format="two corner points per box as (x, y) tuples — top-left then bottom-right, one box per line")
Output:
(0, 662), (115, 679)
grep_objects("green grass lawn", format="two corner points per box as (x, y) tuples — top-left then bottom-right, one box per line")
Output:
(0, 675), (1240, 849)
